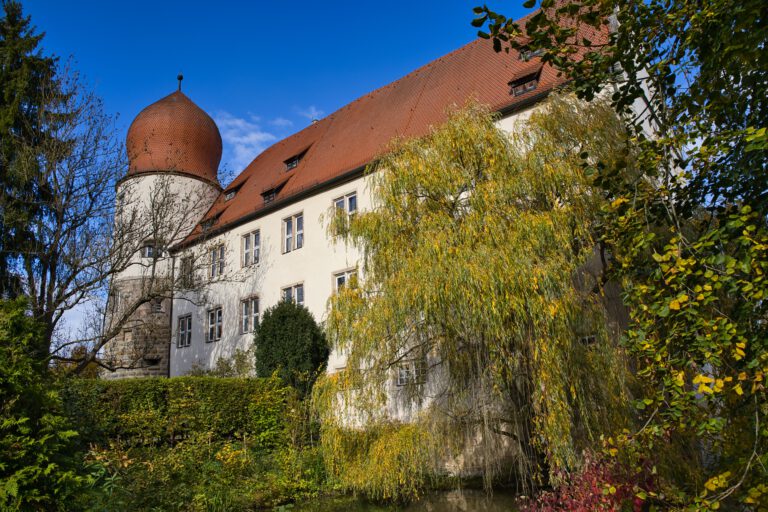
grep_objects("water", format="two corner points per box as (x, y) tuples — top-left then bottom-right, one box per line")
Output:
(290, 489), (519, 511)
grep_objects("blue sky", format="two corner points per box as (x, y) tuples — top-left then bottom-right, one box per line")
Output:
(23, 1), (524, 178)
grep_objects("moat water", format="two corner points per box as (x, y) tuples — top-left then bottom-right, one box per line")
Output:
(290, 489), (520, 511)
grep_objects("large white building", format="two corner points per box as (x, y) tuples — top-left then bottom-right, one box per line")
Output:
(102, 32), (581, 379)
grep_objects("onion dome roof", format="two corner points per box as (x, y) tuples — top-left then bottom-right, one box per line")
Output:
(126, 91), (222, 183)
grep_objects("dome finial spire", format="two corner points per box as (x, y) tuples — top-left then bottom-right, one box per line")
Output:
(177, 73), (183, 91)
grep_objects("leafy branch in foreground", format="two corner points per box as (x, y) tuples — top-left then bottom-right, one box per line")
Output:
(474, 0), (768, 507)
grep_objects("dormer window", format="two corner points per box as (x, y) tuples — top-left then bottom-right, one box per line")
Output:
(519, 47), (544, 62)
(285, 157), (300, 171)
(262, 178), (289, 206)
(201, 219), (215, 230)
(263, 189), (276, 204)
(224, 184), (242, 201)
(284, 149), (308, 171)
(509, 68), (542, 97)
(513, 80), (538, 96)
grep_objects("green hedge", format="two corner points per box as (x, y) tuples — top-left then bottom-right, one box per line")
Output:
(62, 376), (295, 448)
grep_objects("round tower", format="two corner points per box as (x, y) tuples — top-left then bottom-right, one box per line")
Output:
(103, 82), (222, 379)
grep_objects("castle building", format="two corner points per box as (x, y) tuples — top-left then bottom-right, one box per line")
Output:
(103, 32), (579, 379)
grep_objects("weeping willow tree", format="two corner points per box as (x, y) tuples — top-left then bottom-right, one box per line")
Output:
(314, 96), (634, 499)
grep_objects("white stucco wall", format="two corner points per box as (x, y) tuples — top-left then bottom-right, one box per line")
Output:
(169, 175), (372, 376)
(115, 173), (220, 281)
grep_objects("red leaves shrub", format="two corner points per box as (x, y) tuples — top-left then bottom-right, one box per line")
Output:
(521, 452), (654, 512)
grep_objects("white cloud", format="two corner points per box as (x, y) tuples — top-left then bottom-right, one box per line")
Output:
(215, 111), (278, 174)
(270, 117), (293, 128)
(295, 105), (325, 121)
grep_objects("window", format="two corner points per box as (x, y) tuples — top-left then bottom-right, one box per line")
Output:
(283, 213), (303, 253)
(396, 358), (427, 386)
(210, 244), (225, 278)
(333, 192), (357, 215)
(242, 230), (261, 267)
(262, 189), (276, 204)
(282, 283), (304, 306)
(109, 290), (121, 313)
(150, 298), (163, 313)
(285, 155), (300, 170)
(334, 269), (357, 291)
(240, 297), (260, 334)
(513, 80), (537, 96)
(284, 149), (307, 171)
(207, 307), (223, 342)
(225, 190), (237, 201)
(177, 315), (192, 348)
(141, 242), (156, 258)
(519, 47), (544, 61)
(179, 256), (194, 288)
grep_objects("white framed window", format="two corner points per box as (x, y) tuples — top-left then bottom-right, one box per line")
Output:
(207, 307), (223, 342)
(334, 191), (357, 215)
(240, 296), (260, 334)
(242, 230), (261, 267)
(396, 358), (427, 386)
(177, 315), (192, 348)
(283, 213), (303, 253)
(334, 269), (358, 291)
(141, 242), (156, 258)
(210, 244), (225, 278)
(282, 283), (304, 306)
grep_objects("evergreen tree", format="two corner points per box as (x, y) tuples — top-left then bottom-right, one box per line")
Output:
(254, 300), (329, 395)
(0, 1), (60, 298)
(0, 298), (85, 510)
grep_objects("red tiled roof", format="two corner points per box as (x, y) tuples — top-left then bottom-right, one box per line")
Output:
(127, 91), (222, 184)
(183, 16), (604, 245)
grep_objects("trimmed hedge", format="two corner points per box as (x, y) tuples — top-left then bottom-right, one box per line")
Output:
(62, 376), (295, 448)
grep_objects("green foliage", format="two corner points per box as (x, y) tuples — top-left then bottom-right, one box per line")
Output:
(475, 0), (768, 507)
(255, 300), (329, 395)
(317, 99), (632, 494)
(0, 299), (86, 511)
(77, 436), (326, 512)
(186, 347), (255, 377)
(0, 1), (62, 299)
(63, 376), (294, 448)
(63, 375), (327, 511)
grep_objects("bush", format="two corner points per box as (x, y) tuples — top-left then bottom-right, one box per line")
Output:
(521, 451), (655, 512)
(63, 375), (295, 448)
(76, 437), (327, 511)
(0, 299), (86, 511)
(64, 376), (325, 511)
(254, 300), (329, 395)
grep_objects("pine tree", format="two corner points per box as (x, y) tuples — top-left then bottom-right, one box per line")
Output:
(0, 1), (60, 298)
